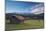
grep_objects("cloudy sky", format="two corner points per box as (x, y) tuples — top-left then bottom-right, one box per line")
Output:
(6, 0), (44, 14)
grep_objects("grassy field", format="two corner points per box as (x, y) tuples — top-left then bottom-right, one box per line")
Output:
(5, 19), (44, 31)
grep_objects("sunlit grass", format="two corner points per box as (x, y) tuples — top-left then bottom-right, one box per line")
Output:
(6, 19), (44, 30)
(16, 19), (44, 29)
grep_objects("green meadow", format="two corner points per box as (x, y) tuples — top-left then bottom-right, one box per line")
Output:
(6, 19), (44, 31)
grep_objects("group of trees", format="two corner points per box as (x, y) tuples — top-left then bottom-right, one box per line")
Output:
(5, 13), (44, 24)
(5, 14), (25, 24)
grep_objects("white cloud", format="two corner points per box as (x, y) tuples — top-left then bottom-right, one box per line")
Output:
(6, 2), (44, 15)
(30, 4), (44, 14)
(14, 3), (44, 14)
